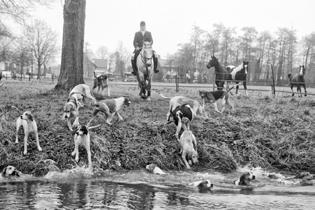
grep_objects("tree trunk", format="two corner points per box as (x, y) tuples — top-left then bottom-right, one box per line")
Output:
(55, 0), (86, 90)
(37, 62), (41, 79)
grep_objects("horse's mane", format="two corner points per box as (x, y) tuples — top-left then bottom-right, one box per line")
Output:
(212, 57), (229, 75)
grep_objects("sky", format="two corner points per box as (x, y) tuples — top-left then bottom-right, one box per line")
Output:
(32, 0), (315, 59)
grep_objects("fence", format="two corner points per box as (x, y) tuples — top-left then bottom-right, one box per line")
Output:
(170, 70), (315, 97)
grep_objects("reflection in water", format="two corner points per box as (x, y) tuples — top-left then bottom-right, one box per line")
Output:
(166, 192), (189, 206)
(0, 179), (315, 210)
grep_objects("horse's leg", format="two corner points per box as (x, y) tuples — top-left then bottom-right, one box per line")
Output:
(304, 85), (307, 97)
(148, 79), (151, 98)
(243, 81), (248, 96)
(215, 81), (221, 91)
(290, 85), (294, 97)
(235, 82), (239, 95)
(297, 86), (302, 97)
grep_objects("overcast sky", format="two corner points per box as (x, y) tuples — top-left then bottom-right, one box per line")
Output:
(34, 0), (315, 58)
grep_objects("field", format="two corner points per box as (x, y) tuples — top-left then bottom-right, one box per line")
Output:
(0, 79), (314, 176)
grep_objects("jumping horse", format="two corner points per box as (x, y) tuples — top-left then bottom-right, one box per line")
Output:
(135, 41), (154, 100)
(206, 55), (249, 95)
(288, 65), (307, 97)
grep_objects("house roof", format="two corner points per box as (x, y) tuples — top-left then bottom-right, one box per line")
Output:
(93, 59), (107, 68)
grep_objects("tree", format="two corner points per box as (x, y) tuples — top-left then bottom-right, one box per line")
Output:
(0, 0), (48, 24)
(25, 20), (57, 79)
(302, 33), (315, 70)
(12, 37), (33, 77)
(190, 25), (205, 72)
(240, 27), (258, 61)
(96, 46), (108, 59)
(256, 31), (272, 80)
(56, 0), (86, 90)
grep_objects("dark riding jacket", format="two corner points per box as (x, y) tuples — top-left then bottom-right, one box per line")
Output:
(133, 31), (153, 49)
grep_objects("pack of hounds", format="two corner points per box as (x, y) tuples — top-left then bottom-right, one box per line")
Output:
(9, 73), (257, 190)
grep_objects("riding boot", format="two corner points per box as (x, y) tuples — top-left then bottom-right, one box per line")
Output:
(153, 55), (159, 73)
(131, 58), (137, 75)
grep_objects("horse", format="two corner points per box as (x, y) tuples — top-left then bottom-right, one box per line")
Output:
(288, 65), (307, 97)
(135, 41), (154, 100)
(206, 55), (249, 95)
(0, 71), (3, 87)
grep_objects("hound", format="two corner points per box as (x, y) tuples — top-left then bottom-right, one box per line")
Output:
(1, 165), (22, 178)
(62, 96), (80, 131)
(16, 111), (42, 155)
(72, 123), (100, 169)
(234, 172), (256, 186)
(92, 73), (110, 100)
(146, 163), (166, 175)
(169, 104), (194, 140)
(199, 87), (234, 114)
(92, 97), (131, 125)
(178, 117), (198, 169)
(69, 84), (97, 107)
(190, 180), (214, 193)
(159, 94), (206, 121)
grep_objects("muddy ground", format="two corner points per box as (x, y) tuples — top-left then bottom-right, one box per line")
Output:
(0, 80), (314, 176)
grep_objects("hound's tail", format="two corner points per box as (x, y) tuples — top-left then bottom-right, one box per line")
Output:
(226, 86), (235, 93)
(158, 93), (171, 99)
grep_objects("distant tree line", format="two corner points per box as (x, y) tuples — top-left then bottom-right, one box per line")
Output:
(0, 1), (57, 79)
(167, 24), (315, 85)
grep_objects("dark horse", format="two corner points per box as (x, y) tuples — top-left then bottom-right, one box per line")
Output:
(0, 71), (3, 87)
(206, 55), (249, 95)
(288, 65), (307, 97)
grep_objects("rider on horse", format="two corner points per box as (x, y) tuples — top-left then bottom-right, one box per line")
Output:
(131, 21), (159, 75)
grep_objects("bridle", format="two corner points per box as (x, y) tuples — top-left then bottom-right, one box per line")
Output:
(140, 46), (153, 68)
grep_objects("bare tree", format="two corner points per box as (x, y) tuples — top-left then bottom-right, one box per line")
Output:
(56, 0), (86, 90)
(25, 20), (57, 79)
(96, 46), (108, 59)
(303, 33), (315, 70)
(0, 0), (49, 23)
(12, 37), (33, 78)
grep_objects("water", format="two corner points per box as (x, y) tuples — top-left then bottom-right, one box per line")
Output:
(0, 170), (314, 210)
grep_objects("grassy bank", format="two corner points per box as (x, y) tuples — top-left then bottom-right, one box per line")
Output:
(0, 80), (314, 176)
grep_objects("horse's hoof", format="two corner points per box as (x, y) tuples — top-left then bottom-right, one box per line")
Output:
(146, 97), (151, 101)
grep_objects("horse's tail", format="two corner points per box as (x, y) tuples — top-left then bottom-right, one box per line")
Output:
(288, 73), (292, 81)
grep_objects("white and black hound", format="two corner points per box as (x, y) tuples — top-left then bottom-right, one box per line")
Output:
(178, 117), (198, 169)
(234, 172), (256, 186)
(16, 111), (42, 155)
(169, 103), (194, 140)
(191, 180), (214, 193)
(62, 96), (80, 131)
(160, 95), (206, 122)
(72, 122), (100, 169)
(199, 87), (234, 114)
(69, 84), (97, 107)
(92, 97), (131, 125)
(1, 165), (22, 178)
(92, 73), (111, 100)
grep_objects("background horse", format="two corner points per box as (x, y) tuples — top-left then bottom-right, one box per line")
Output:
(136, 41), (154, 100)
(207, 55), (249, 95)
(0, 71), (3, 87)
(288, 65), (307, 97)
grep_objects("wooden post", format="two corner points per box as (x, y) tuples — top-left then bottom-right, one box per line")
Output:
(212, 71), (215, 91)
(176, 67), (179, 92)
(271, 64), (276, 97)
